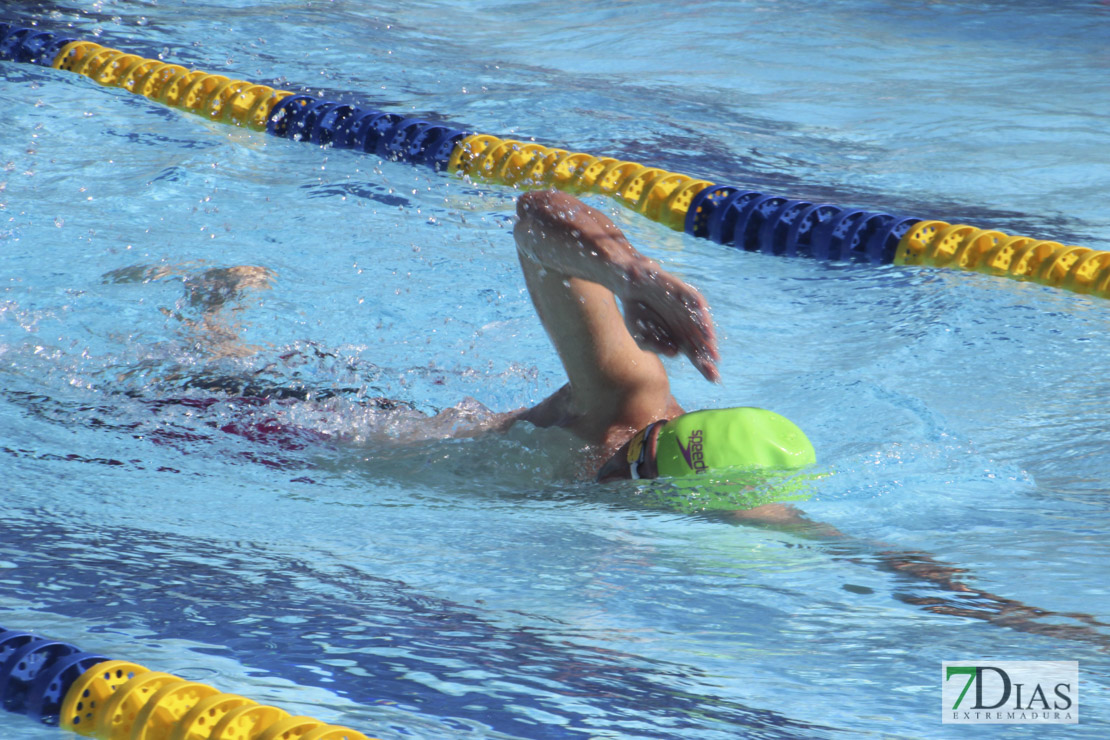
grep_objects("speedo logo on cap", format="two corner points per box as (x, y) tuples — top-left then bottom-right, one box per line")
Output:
(675, 429), (707, 473)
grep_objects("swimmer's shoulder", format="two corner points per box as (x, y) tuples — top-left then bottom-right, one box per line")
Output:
(516, 383), (575, 430)
(514, 382), (681, 450)
(514, 384), (614, 446)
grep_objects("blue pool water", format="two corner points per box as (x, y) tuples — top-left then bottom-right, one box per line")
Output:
(2, 1), (1109, 738)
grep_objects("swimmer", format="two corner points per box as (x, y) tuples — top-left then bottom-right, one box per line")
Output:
(124, 190), (813, 486)
(99, 193), (1109, 649)
(504, 189), (815, 483)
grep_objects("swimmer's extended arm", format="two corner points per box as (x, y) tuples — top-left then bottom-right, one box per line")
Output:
(734, 503), (1110, 649)
(513, 190), (718, 445)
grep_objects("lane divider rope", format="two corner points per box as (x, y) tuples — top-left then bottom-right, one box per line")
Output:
(0, 627), (375, 740)
(1, 20), (1108, 300)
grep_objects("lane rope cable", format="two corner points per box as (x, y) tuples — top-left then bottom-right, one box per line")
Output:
(1, 21), (1108, 301)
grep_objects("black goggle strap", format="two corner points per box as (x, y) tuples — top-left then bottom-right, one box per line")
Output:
(627, 420), (665, 480)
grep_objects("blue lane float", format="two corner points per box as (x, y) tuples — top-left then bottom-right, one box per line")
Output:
(684, 185), (920, 264)
(265, 95), (469, 169)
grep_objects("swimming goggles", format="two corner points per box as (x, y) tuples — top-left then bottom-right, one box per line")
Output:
(626, 420), (666, 480)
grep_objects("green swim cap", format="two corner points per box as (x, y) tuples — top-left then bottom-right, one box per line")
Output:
(653, 407), (816, 478)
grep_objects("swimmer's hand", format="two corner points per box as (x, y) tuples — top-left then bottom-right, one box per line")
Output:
(618, 260), (720, 382)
